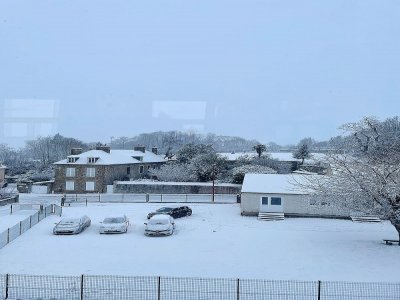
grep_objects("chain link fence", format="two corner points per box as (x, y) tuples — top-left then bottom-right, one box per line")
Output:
(0, 274), (399, 300)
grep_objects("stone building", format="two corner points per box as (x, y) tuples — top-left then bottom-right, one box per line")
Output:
(53, 145), (167, 193)
(0, 164), (6, 186)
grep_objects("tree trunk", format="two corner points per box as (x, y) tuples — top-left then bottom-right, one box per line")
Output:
(389, 211), (400, 245)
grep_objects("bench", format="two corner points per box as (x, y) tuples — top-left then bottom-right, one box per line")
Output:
(383, 239), (400, 245)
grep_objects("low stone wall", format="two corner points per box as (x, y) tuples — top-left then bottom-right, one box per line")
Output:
(0, 195), (19, 206)
(114, 181), (242, 194)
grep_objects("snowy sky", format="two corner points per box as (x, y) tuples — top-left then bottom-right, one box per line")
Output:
(1, 1), (399, 147)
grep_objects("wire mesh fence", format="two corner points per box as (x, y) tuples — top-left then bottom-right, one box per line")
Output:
(0, 274), (399, 300)
(6, 274), (81, 300)
(239, 279), (319, 300)
(320, 281), (400, 300)
(83, 275), (158, 300)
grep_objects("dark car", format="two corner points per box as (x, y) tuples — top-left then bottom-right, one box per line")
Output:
(147, 206), (192, 219)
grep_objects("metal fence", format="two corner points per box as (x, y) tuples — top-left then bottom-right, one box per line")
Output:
(0, 204), (62, 250)
(0, 274), (399, 300)
(62, 193), (239, 206)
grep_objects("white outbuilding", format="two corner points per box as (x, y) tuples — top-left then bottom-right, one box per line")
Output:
(240, 174), (349, 218)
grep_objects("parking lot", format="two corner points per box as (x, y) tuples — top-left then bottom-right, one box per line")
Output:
(0, 203), (399, 282)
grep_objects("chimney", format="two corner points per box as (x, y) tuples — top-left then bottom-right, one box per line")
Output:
(96, 145), (111, 153)
(70, 148), (83, 155)
(134, 145), (146, 153)
(151, 147), (158, 155)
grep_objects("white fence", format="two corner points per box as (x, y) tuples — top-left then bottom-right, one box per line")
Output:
(64, 193), (238, 204)
(0, 204), (62, 250)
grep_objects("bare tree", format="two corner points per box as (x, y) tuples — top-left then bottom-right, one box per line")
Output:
(296, 117), (400, 241)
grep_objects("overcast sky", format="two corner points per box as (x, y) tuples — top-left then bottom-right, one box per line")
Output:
(1, 1), (399, 148)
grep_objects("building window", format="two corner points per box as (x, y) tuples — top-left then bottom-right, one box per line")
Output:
(68, 157), (78, 163)
(147, 165), (151, 170)
(86, 181), (95, 191)
(86, 168), (96, 177)
(127, 167), (131, 175)
(88, 157), (99, 163)
(132, 156), (143, 161)
(261, 196), (268, 205)
(271, 197), (282, 206)
(66, 181), (75, 191)
(66, 168), (75, 177)
(139, 165), (144, 174)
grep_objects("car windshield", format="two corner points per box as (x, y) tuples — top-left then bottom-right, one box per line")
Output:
(149, 219), (169, 225)
(156, 208), (173, 213)
(103, 217), (124, 224)
(59, 219), (79, 225)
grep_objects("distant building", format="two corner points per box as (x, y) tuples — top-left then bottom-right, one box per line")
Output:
(240, 173), (349, 218)
(53, 145), (167, 193)
(0, 164), (6, 186)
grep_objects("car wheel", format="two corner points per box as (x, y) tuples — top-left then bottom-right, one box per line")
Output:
(187, 210), (192, 216)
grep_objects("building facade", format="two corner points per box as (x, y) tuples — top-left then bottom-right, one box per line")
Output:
(240, 173), (350, 218)
(54, 145), (167, 193)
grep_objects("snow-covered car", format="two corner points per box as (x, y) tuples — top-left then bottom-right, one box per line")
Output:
(144, 215), (175, 236)
(99, 216), (129, 234)
(53, 215), (91, 235)
(147, 206), (192, 219)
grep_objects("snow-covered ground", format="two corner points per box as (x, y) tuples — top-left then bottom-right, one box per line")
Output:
(0, 203), (399, 282)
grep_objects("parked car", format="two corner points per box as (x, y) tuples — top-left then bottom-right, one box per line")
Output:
(99, 216), (129, 234)
(144, 215), (175, 236)
(147, 206), (192, 219)
(53, 215), (91, 235)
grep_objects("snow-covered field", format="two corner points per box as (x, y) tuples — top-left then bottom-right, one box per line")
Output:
(0, 203), (399, 282)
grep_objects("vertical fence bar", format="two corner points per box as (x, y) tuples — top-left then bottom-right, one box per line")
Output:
(317, 280), (321, 300)
(157, 276), (161, 300)
(19, 221), (22, 235)
(80, 275), (84, 300)
(5, 274), (9, 300)
(161, 194), (163, 202)
(237, 278), (240, 300)
(30, 215), (32, 228)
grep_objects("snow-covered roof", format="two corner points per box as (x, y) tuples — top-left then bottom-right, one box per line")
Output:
(241, 173), (319, 195)
(0, 164), (6, 169)
(54, 149), (167, 165)
(218, 152), (327, 164)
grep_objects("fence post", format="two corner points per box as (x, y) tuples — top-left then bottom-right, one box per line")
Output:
(317, 280), (321, 300)
(237, 278), (240, 300)
(5, 274), (9, 299)
(19, 221), (22, 235)
(30, 215), (32, 228)
(7, 228), (9, 244)
(98, 193), (101, 202)
(146, 193), (149, 202)
(80, 274), (84, 300)
(161, 194), (163, 202)
(157, 276), (161, 300)
(186, 194), (188, 202)
(86, 199), (88, 207)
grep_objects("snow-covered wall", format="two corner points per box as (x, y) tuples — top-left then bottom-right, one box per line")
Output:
(114, 182), (242, 194)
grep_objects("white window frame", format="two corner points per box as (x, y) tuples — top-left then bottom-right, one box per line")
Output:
(68, 157), (78, 163)
(88, 157), (99, 164)
(86, 167), (96, 177)
(66, 181), (75, 191)
(85, 181), (95, 191)
(66, 168), (76, 177)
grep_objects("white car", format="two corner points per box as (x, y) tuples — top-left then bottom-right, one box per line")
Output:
(99, 216), (129, 234)
(144, 215), (175, 236)
(53, 215), (91, 235)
